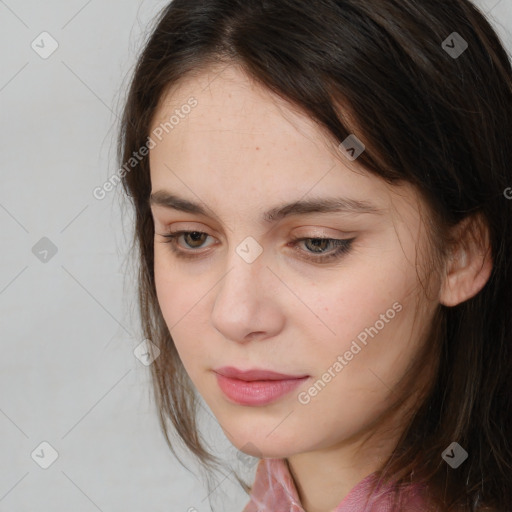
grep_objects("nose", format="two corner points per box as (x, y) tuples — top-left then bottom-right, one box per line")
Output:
(210, 245), (285, 343)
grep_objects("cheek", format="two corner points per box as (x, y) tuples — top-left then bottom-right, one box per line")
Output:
(153, 252), (206, 367)
(285, 274), (422, 448)
(304, 257), (410, 345)
(154, 246), (206, 322)
(301, 253), (422, 388)
(154, 252), (179, 324)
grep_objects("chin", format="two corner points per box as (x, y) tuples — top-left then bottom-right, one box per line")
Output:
(224, 422), (304, 459)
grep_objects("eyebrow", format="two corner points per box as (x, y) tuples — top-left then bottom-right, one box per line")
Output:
(149, 190), (385, 223)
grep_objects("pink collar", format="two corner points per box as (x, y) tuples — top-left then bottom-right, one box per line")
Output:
(242, 458), (427, 511)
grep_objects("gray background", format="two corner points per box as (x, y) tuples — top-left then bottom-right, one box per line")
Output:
(1, 1), (511, 511)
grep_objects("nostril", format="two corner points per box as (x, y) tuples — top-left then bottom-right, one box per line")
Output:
(245, 331), (265, 341)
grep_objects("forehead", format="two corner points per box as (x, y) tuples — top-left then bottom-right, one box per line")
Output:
(148, 64), (422, 225)
(150, 65), (328, 150)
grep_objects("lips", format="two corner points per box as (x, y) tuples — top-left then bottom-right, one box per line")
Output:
(213, 366), (309, 381)
(213, 367), (311, 406)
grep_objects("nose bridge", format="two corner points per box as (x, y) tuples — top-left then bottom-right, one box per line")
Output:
(221, 234), (269, 299)
(210, 234), (278, 339)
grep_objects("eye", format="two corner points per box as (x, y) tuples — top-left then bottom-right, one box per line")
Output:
(156, 230), (355, 264)
(159, 230), (215, 255)
(287, 236), (355, 263)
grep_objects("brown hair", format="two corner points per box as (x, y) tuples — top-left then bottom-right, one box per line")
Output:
(117, 1), (512, 510)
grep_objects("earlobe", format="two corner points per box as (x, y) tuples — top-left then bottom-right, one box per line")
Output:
(439, 215), (493, 308)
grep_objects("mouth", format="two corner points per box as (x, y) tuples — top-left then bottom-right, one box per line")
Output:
(213, 366), (310, 406)
(213, 366), (309, 381)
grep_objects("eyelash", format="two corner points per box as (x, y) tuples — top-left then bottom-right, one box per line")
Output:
(159, 230), (355, 264)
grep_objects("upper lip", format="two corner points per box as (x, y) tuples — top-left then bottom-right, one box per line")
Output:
(213, 366), (309, 381)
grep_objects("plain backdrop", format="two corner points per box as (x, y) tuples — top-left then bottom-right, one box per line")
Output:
(1, 1), (511, 511)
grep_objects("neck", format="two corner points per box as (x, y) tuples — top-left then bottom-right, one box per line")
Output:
(285, 412), (409, 512)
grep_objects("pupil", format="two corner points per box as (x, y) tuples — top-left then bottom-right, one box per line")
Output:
(186, 232), (205, 247)
(308, 238), (328, 253)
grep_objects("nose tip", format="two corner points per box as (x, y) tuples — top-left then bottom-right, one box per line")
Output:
(210, 256), (284, 343)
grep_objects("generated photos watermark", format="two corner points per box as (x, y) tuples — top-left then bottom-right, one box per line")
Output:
(297, 301), (403, 405)
(93, 96), (198, 200)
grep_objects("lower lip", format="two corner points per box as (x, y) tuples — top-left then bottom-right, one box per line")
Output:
(215, 373), (309, 406)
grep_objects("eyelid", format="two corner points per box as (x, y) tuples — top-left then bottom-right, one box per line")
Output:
(157, 224), (351, 246)
(157, 229), (355, 264)
(155, 218), (352, 239)
(292, 226), (355, 238)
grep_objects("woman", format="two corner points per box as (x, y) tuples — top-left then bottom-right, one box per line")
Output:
(118, 0), (512, 510)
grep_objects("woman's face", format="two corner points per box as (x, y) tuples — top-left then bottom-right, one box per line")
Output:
(148, 64), (441, 459)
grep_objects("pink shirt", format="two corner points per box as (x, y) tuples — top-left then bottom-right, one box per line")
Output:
(242, 458), (428, 512)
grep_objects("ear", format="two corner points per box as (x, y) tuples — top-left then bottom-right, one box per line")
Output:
(439, 213), (493, 307)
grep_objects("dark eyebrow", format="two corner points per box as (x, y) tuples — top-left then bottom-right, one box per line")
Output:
(149, 190), (385, 223)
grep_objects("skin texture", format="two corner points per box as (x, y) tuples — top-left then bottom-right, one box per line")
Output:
(148, 64), (492, 512)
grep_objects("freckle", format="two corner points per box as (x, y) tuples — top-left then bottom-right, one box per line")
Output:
(255, 146), (260, 150)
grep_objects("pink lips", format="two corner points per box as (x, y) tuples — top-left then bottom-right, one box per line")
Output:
(213, 366), (310, 406)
